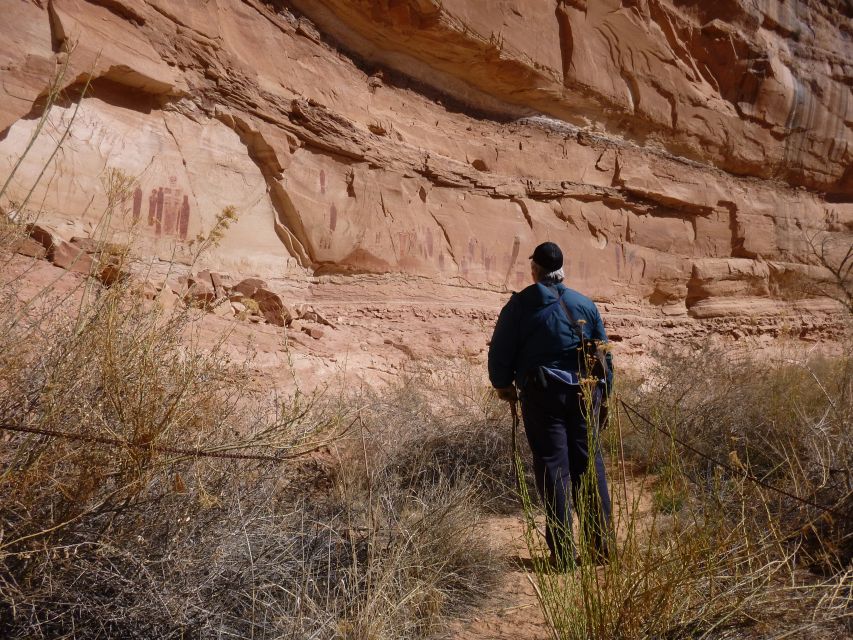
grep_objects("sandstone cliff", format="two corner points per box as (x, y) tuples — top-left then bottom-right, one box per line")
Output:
(1, 0), (851, 370)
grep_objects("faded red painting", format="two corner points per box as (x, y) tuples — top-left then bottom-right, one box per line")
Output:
(131, 176), (191, 240)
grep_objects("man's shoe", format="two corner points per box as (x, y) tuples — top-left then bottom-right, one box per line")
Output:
(548, 551), (580, 572)
(582, 549), (610, 566)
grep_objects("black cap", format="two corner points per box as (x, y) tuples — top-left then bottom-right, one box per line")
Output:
(529, 242), (563, 272)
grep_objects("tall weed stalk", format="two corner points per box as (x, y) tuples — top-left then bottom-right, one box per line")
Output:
(520, 344), (852, 639)
(0, 65), (500, 638)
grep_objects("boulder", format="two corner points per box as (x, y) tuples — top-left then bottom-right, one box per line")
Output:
(25, 224), (60, 254)
(69, 237), (126, 257)
(69, 237), (101, 253)
(296, 305), (335, 328)
(212, 299), (234, 317)
(155, 287), (181, 311)
(208, 271), (230, 297)
(50, 240), (96, 275)
(253, 287), (291, 327)
(231, 277), (270, 298)
(197, 269), (231, 297)
(302, 325), (324, 340)
(12, 236), (47, 258)
(230, 277), (291, 326)
(184, 279), (216, 307)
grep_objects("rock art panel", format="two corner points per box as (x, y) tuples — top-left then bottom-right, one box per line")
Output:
(132, 178), (192, 240)
(0, 0), (849, 344)
(0, 100), (292, 275)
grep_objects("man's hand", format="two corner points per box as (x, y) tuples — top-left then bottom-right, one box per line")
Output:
(495, 386), (518, 403)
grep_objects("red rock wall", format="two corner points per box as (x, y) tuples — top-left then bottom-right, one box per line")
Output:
(1, 0), (850, 355)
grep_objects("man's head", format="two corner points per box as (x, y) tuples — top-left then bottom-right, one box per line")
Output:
(529, 241), (565, 284)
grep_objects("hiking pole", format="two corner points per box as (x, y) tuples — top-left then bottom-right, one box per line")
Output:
(510, 396), (522, 494)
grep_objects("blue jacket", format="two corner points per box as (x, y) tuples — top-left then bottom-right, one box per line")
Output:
(488, 282), (613, 390)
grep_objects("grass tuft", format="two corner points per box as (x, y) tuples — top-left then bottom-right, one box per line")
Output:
(520, 340), (852, 640)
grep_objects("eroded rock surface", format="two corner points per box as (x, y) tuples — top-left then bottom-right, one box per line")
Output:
(1, 0), (850, 372)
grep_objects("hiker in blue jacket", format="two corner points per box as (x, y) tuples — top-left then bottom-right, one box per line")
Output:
(489, 241), (613, 567)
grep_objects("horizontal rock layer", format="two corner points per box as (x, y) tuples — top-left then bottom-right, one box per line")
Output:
(1, 0), (850, 363)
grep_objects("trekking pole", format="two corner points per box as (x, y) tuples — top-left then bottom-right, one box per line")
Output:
(510, 396), (522, 494)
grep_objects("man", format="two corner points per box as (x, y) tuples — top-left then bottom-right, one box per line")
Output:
(488, 241), (613, 567)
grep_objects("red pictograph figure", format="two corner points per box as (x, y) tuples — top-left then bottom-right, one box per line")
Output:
(329, 203), (337, 232)
(179, 196), (190, 240)
(510, 236), (520, 269)
(148, 190), (157, 226)
(132, 187), (143, 223)
(144, 176), (191, 240)
(396, 231), (412, 254)
(163, 177), (181, 235)
(155, 187), (165, 236)
(614, 243), (623, 277)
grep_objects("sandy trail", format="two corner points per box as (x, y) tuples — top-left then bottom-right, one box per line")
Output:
(448, 514), (550, 640)
(448, 465), (653, 640)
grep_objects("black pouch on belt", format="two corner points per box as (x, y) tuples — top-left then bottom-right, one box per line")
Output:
(524, 366), (549, 391)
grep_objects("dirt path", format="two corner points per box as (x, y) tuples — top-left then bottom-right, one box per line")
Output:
(448, 514), (550, 640)
(448, 465), (653, 640)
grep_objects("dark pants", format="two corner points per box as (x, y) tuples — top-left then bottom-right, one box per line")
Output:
(521, 379), (612, 562)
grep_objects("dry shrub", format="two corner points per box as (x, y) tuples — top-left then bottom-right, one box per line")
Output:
(0, 244), (502, 639)
(0, 255), (331, 636)
(622, 341), (853, 573)
(349, 362), (533, 514)
(525, 340), (852, 640)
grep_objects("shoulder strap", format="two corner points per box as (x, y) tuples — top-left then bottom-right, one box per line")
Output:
(548, 285), (582, 339)
(549, 285), (609, 380)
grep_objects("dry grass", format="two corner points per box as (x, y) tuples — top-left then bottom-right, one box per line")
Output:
(522, 340), (852, 640)
(0, 253), (504, 639)
(0, 243), (504, 639)
(0, 61), (504, 638)
(347, 363), (533, 513)
(622, 343), (852, 575)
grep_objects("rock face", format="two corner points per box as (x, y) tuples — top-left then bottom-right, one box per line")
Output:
(1, 0), (850, 362)
(290, 0), (852, 194)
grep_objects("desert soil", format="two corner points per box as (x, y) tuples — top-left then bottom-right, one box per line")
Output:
(449, 464), (652, 640)
(448, 514), (550, 640)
